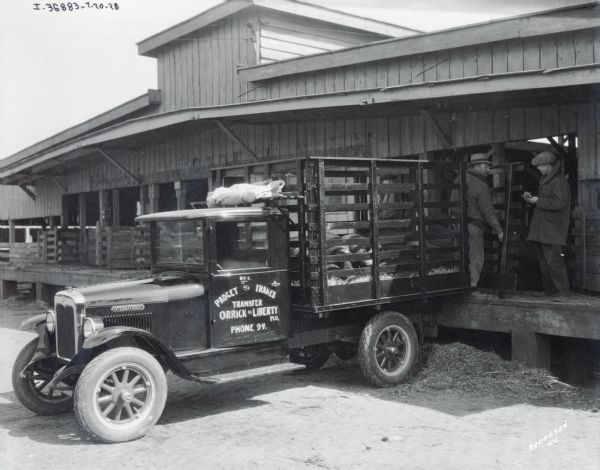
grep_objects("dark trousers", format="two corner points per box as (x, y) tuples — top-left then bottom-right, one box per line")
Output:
(534, 242), (570, 294)
(468, 223), (484, 287)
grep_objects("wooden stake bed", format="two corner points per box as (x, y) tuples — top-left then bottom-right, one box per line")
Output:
(212, 156), (471, 312)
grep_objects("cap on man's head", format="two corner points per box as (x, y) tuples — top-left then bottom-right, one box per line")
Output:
(531, 151), (557, 166)
(468, 153), (491, 166)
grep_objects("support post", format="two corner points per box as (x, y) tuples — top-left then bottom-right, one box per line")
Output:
(8, 220), (15, 245)
(112, 189), (121, 227)
(79, 193), (87, 263)
(175, 181), (188, 210)
(511, 328), (551, 369)
(139, 185), (148, 217)
(148, 183), (159, 214)
(99, 189), (110, 227)
(563, 339), (594, 383)
(35, 282), (53, 304)
(61, 195), (69, 229)
(95, 221), (102, 267)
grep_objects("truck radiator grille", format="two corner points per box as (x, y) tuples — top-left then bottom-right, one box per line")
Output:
(103, 312), (153, 332)
(56, 303), (77, 359)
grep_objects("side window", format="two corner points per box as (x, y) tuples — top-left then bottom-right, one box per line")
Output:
(215, 221), (269, 270)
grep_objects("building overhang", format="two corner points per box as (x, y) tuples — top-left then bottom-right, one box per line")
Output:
(1, 64), (598, 185)
(1, 90), (162, 173)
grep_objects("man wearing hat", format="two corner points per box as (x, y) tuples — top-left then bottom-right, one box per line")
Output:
(464, 153), (504, 289)
(522, 151), (571, 299)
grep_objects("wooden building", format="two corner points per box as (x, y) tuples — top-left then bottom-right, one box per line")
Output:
(1, 0), (599, 375)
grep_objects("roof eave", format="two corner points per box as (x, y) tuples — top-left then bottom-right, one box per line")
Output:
(136, 0), (420, 58)
(1, 90), (162, 167)
(239, 2), (600, 82)
(2, 64), (598, 184)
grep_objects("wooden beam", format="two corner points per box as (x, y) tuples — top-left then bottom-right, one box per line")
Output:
(50, 176), (67, 193)
(213, 119), (260, 163)
(419, 110), (452, 148)
(239, 4), (600, 81)
(19, 184), (36, 201)
(94, 148), (141, 185)
(546, 136), (569, 159)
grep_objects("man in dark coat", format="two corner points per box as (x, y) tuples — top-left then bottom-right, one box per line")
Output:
(464, 154), (504, 288)
(522, 151), (571, 298)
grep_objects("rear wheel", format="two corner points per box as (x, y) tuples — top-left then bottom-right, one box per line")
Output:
(358, 311), (418, 387)
(12, 339), (74, 415)
(74, 347), (167, 443)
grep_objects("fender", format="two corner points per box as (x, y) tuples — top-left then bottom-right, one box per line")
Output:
(18, 314), (55, 365)
(83, 326), (191, 377)
(20, 313), (46, 334)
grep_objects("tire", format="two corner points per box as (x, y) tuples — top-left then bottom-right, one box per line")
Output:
(290, 347), (331, 370)
(12, 338), (74, 415)
(74, 347), (167, 443)
(358, 311), (418, 388)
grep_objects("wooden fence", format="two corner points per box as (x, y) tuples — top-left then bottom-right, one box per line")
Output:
(94, 224), (151, 269)
(5, 226), (152, 269)
(571, 209), (600, 291)
(0, 241), (41, 265)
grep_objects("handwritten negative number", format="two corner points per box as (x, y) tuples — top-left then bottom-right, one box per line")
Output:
(34, 3), (120, 11)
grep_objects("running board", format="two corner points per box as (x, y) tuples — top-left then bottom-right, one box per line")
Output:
(191, 362), (305, 384)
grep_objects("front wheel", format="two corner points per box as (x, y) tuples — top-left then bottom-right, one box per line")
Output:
(74, 347), (167, 443)
(358, 311), (418, 387)
(12, 338), (74, 415)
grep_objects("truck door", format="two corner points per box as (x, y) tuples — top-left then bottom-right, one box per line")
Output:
(209, 217), (290, 348)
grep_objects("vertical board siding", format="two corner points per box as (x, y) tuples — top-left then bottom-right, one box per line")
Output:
(6, 99), (595, 220)
(259, 29), (595, 102)
(157, 11), (259, 112)
(574, 30), (594, 65)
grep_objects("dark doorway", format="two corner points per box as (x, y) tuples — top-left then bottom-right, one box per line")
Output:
(85, 191), (100, 226)
(185, 179), (209, 208)
(117, 187), (140, 226)
(159, 183), (177, 212)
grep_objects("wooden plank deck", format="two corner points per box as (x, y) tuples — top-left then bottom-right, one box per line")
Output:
(436, 290), (600, 341)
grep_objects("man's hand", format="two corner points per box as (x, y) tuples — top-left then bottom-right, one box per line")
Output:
(521, 192), (538, 205)
(497, 231), (504, 242)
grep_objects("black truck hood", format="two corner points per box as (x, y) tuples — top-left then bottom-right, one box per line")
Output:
(72, 274), (205, 307)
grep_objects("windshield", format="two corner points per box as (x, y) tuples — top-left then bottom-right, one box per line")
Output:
(155, 220), (204, 266)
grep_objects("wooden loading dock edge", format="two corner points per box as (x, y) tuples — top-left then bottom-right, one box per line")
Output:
(431, 291), (600, 380)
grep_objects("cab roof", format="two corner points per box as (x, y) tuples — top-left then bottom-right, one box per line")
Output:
(136, 206), (280, 222)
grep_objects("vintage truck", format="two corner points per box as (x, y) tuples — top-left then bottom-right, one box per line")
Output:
(12, 156), (470, 443)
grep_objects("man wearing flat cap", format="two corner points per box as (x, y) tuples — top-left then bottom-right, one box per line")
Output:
(522, 151), (571, 299)
(464, 153), (504, 289)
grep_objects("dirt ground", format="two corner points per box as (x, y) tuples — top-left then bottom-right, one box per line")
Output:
(0, 300), (598, 470)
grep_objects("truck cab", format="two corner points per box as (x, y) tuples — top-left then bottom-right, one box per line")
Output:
(139, 206), (291, 351)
